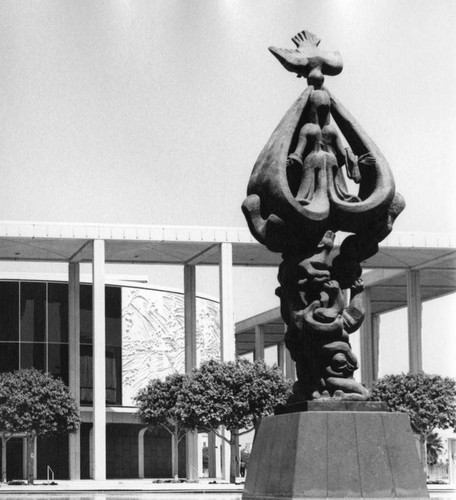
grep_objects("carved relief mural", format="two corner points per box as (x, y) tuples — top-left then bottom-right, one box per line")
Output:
(121, 287), (220, 406)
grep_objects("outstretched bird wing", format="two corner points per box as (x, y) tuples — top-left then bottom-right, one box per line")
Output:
(268, 46), (309, 76)
(269, 30), (343, 77)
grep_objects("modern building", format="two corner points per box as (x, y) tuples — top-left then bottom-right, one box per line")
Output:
(0, 221), (454, 482)
(0, 273), (220, 480)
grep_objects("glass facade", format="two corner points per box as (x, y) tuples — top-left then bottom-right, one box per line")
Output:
(0, 280), (122, 405)
(79, 285), (122, 405)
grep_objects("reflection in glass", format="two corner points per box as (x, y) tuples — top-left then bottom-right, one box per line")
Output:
(80, 344), (92, 404)
(48, 283), (69, 343)
(20, 282), (46, 342)
(0, 342), (19, 372)
(80, 285), (92, 344)
(80, 344), (121, 405)
(0, 280), (123, 406)
(20, 342), (46, 371)
(106, 346), (121, 405)
(0, 282), (19, 341)
(106, 287), (121, 346)
(48, 343), (69, 386)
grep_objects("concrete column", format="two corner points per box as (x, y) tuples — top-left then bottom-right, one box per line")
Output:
(254, 325), (265, 361)
(184, 264), (198, 480)
(89, 426), (94, 479)
(208, 431), (217, 478)
(285, 349), (296, 381)
(92, 239), (106, 480)
(448, 438), (456, 485)
(219, 243), (235, 362)
(186, 430), (199, 480)
(219, 243), (234, 482)
(171, 433), (177, 477)
(221, 428), (231, 482)
(22, 437), (27, 479)
(407, 270), (423, 373)
(282, 324), (296, 381)
(215, 433), (223, 479)
(372, 314), (380, 383)
(197, 434), (204, 478)
(184, 265), (197, 371)
(138, 428), (147, 478)
(68, 262), (81, 479)
(277, 342), (286, 374)
(360, 288), (374, 388)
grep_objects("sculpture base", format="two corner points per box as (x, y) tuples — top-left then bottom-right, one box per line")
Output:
(243, 411), (429, 499)
(275, 400), (388, 414)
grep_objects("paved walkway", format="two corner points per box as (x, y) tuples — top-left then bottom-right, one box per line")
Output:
(429, 483), (456, 497)
(0, 479), (453, 498)
(0, 478), (244, 495)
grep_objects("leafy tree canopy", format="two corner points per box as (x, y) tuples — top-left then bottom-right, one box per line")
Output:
(371, 372), (456, 439)
(180, 359), (293, 434)
(426, 431), (444, 466)
(135, 372), (190, 438)
(0, 368), (80, 438)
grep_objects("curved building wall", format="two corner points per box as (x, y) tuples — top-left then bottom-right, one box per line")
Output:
(122, 287), (220, 405)
(0, 276), (220, 480)
(0, 277), (220, 403)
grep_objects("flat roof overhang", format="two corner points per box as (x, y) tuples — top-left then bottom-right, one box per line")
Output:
(235, 260), (456, 356)
(235, 273), (456, 355)
(0, 221), (454, 356)
(0, 221), (454, 268)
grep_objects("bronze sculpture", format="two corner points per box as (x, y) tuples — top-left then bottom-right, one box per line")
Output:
(242, 30), (405, 402)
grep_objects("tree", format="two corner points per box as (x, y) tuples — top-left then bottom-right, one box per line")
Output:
(426, 431), (444, 466)
(371, 372), (456, 471)
(180, 359), (293, 483)
(135, 372), (191, 480)
(0, 368), (80, 484)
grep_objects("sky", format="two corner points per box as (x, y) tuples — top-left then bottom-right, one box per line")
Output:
(0, 0), (455, 378)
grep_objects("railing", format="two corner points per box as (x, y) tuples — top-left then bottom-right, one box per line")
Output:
(46, 465), (55, 485)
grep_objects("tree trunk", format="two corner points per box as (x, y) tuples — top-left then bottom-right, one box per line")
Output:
(415, 434), (427, 475)
(172, 429), (179, 480)
(230, 430), (240, 484)
(1, 436), (7, 483)
(27, 434), (36, 485)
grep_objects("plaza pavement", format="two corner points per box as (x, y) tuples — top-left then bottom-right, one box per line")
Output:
(0, 479), (453, 498)
(0, 478), (244, 495)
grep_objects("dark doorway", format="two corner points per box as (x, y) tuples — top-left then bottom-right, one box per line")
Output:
(0, 437), (24, 481)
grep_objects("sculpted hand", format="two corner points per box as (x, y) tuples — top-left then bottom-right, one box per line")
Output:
(286, 153), (303, 169)
(357, 152), (376, 168)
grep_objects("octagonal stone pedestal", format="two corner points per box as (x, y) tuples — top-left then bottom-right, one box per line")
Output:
(243, 406), (429, 500)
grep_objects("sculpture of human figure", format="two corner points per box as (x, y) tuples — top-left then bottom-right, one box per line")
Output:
(243, 30), (405, 401)
(243, 29), (404, 261)
(270, 31), (375, 209)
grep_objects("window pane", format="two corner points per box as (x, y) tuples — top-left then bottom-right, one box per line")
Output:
(80, 286), (122, 345)
(106, 287), (121, 346)
(0, 282), (19, 341)
(48, 343), (69, 386)
(80, 344), (121, 405)
(48, 283), (68, 343)
(106, 346), (121, 405)
(80, 344), (93, 404)
(20, 282), (46, 342)
(20, 342), (46, 371)
(0, 342), (19, 372)
(80, 285), (92, 344)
